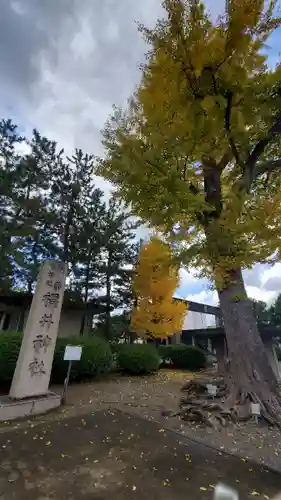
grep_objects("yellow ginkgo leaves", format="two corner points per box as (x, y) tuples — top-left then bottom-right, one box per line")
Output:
(130, 237), (187, 341)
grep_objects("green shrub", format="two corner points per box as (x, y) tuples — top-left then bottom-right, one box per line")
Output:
(117, 343), (160, 374)
(110, 342), (127, 355)
(276, 346), (281, 361)
(0, 332), (113, 388)
(158, 343), (206, 371)
(0, 332), (22, 387)
(158, 344), (177, 361)
(51, 336), (113, 383)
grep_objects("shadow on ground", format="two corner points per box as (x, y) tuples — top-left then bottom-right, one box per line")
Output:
(0, 409), (279, 499)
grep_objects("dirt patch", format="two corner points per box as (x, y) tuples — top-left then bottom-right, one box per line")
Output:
(0, 409), (280, 499)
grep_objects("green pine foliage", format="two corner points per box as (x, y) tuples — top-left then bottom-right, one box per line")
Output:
(0, 117), (139, 336)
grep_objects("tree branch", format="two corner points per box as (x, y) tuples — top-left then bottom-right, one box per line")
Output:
(253, 158), (281, 179)
(224, 91), (242, 167)
(243, 111), (281, 192)
(218, 150), (232, 171)
(247, 111), (281, 167)
(203, 161), (223, 219)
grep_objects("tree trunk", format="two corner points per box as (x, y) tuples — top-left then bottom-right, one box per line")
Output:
(105, 254), (112, 340)
(218, 267), (281, 423)
(27, 280), (33, 294)
(80, 254), (91, 336)
(212, 336), (227, 376)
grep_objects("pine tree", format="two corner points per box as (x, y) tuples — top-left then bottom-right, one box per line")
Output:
(70, 185), (107, 335)
(95, 313), (132, 343)
(97, 0), (281, 424)
(252, 299), (270, 326)
(12, 131), (60, 290)
(268, 294), (281, 327)
(0, 119), (38, 290)
(0, 117), (141, 341)
(97, 198), (139, 339)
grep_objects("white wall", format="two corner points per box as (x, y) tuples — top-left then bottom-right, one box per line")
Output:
(183, 310), (216, 330)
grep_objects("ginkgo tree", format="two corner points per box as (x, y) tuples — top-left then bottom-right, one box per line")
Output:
(130, 236), (187, 341)
(97, 0), (281, 425)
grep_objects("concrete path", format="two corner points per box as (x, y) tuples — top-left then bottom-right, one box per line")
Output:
(0, 409), (279, 499)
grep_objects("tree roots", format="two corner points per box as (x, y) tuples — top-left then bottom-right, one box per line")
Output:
(162, 377), (281, 429)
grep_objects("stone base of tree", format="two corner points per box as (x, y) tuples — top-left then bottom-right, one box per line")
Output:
(162, 377), (281, 428)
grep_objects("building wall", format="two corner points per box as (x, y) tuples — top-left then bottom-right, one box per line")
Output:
(0, 303), (91, 337)
(263, 338), (281, 381)
(0, 302), (22, 331)
(182, 331), (281, 381)
(58, 310), (86, 337)
(182, 310), (216, 330)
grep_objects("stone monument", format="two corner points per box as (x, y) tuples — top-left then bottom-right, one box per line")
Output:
(0, 260), (67, 421)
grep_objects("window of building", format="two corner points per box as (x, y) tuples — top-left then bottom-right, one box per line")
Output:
(0, 312), (11, 331)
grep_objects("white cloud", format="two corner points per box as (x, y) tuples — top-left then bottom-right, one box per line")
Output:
(179, 263), (281, 307)
(2, 0), (279, 307)
(185, 288), (218, 306)
(0, 0), (225, 157)
(179, 267), (201, 288)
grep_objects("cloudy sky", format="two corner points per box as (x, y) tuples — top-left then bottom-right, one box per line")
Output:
(2, 0), (281, 307)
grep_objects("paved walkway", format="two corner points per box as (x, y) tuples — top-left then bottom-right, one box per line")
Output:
(0, 409), (279, 499)
(58, 372), (281, 472)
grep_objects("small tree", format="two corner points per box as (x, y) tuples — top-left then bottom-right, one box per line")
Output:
(95, 313), (133, 343)
(131, 237), (187, 341)
(96, 198), (140, 339)
(268, 294), (281, 327)
(252, 299), (270, 326)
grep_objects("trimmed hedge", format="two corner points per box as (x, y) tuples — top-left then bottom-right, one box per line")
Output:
(117, 343), (160, 374)
(110, 342), (127, 355)
(158, 344), (206, 371)
(51, 336), (113, 383)
(0, 332), (22, 386)
(0, 332), (113, 387)
(158, 344), (177, 361)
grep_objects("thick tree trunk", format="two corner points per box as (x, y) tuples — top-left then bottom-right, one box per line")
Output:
(176, 267), (281, 428)
(218, 267), (281, 423)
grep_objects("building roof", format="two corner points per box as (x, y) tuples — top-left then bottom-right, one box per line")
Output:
(174, 297), (221, 317)
(0, 291), (111, 313)
(182, 325), (281, 340)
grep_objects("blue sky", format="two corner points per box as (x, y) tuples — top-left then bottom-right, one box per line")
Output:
(1, 0), (281, 307)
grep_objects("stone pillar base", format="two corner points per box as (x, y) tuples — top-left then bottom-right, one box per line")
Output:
(0, 392), (61, 422)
